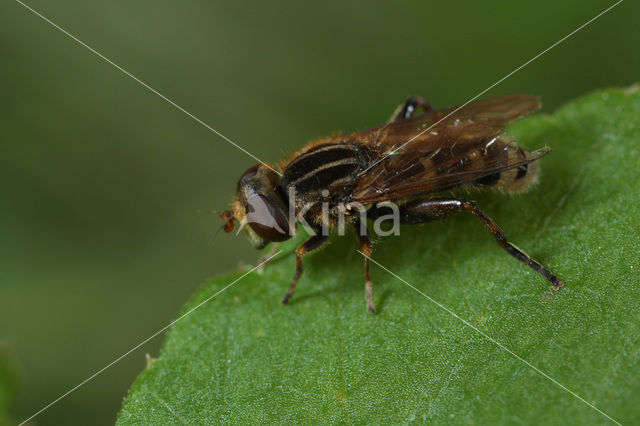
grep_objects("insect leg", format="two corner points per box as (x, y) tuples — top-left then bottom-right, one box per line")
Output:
(281, 233), (328, 305)
(354, 220), (376, 314)
(256, 242), (280, 274)
(389, 95), (434, 122)
(398, 198), (565, 290)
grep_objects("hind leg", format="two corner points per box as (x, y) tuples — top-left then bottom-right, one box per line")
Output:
(389, 96), (434, 122)
(397, 198), (565, 289)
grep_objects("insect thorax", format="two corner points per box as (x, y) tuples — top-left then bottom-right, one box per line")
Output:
(281, 142), (369, 220)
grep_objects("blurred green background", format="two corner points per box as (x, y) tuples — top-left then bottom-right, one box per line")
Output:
(0, 0), (637, 424)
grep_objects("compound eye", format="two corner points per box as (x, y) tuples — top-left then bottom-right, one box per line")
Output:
(237, 164), (260, 191)
(245, 195), (291, 242)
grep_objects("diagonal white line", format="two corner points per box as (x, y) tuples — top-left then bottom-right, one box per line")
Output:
(13, 0), (281, 176)
(18, 251), (281, 426)
(358, 250), (621, 425)
(360, 0), (624, 176)
(12, 0), (624, 423)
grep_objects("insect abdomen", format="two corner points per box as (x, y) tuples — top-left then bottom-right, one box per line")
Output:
(493, 160), (538, 191)
(463, 138), (539, 192)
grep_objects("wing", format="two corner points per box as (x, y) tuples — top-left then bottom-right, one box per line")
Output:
(348, 94), (546, 204)
(428, 93), (541, 125)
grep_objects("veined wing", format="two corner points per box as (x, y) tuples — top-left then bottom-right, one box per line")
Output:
(348, 95), (545, 204)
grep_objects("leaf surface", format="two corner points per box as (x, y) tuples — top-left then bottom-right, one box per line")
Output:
(118, 88), (640, 425)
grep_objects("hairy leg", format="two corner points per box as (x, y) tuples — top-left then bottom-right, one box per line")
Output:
(355, 220), (376, 314)
(389, 95), (434, 122)
(397, 198), (564, 289)
(281, 233), (328, 305)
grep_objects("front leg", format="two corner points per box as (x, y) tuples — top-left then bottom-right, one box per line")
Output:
(257, 242), (280, 274)
(389, 95), (434, 123)
(281, 233), (328, 305)
(397, 198), (565, 290)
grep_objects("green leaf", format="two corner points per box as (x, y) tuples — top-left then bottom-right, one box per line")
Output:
(118, 87), (640, 425)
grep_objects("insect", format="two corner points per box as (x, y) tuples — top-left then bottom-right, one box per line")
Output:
(219, 94), (564, 313)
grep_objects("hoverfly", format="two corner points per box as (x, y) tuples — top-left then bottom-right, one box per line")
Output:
(220, 94), (564, 313)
